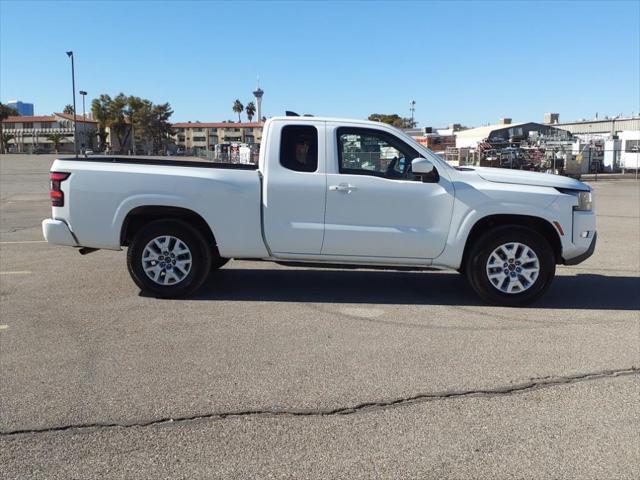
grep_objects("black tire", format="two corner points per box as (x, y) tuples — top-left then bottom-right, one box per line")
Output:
(465, 225), (556, 307)
(127, 219), (212, 298)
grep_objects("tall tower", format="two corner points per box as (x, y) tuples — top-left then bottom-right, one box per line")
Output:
(253, 85), (264, 123)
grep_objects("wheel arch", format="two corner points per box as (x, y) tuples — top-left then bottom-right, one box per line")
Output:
(120, 205), (218, 251)
(459, 214), (562, 273)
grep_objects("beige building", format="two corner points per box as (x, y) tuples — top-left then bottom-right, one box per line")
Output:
(543, 115), (640, 137)
(172, 122), (263, 152)
(1, 113), (97, 153)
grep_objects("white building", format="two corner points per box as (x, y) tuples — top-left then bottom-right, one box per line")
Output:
(1, 113), (97, 153)
(618, 130), (640, 171)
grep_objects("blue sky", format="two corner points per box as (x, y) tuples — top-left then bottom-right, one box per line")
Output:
(1, 0), (638, 126)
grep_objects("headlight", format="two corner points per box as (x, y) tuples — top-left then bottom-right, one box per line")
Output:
(576, 191), (592, 211)
(555, 188), (593, 211)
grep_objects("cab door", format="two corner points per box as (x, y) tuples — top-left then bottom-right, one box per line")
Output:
(262, 120), (327, 255)
(321, 124), (454, 259)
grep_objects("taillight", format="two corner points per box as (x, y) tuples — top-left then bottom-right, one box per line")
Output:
(50, 172), (70, 207)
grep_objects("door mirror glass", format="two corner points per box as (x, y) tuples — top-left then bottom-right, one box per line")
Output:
(411, 157), (434, 174)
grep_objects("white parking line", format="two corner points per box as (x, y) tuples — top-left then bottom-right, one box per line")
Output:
(0, 240), (46, 244)
(0, 271), (32, 275)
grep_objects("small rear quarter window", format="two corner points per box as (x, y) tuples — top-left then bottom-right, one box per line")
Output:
(280, 125), (318, 172)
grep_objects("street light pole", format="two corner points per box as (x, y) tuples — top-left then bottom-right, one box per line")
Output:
(66, 51), (78, 158)
(79, 91), (87, 119)
(79, 90), (87, 153)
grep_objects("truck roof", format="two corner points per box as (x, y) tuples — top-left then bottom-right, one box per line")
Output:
(268, 116), (399, 129)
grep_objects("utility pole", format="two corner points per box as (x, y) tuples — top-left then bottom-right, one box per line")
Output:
(131, 123), (135, 155)
(66, 51), (78, 158)
(409, 100), (416, 128)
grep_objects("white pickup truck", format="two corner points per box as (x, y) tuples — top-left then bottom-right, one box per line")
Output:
(42, 116), (596, 306)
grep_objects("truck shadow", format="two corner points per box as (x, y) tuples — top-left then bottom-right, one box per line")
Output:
(189, 268), (640, 310)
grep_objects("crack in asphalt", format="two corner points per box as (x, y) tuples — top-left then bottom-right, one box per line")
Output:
(0, 224), (41, 234)
(2, 367), (637, 437)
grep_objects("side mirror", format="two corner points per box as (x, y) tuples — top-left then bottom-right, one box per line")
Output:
(411, 157), (434, 174)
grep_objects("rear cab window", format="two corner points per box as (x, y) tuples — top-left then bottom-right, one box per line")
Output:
(280, 125), (318, 172)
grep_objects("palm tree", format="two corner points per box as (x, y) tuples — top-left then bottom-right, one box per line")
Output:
(245, 102), (256, 122)
(63, 104), (74, 114)
(232, 99), (244, 123)
(46, 133), (67, 153)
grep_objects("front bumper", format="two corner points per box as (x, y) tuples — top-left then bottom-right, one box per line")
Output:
(559, 207), (597, 265)
(42, 219), (78, 246)
(563, 232), (597, 265)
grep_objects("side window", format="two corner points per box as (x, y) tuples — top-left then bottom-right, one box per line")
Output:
(337, 128), (418, 180)
(280, 125), (318, 172)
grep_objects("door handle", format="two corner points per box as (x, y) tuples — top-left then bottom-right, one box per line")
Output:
(329, 184), (358, 193)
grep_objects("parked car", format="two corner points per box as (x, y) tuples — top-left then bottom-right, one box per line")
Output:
(42, 116), (596, 306)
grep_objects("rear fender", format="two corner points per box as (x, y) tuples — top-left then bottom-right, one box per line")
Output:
(111, 194), (196, 247)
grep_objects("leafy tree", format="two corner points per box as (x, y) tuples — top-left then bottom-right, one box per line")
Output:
(90, 93), (174, 154)
(245, 102), (256, 122)
(108, 93), (131, 153)
(46, 132), (67, 153)
(63, 104), (74, 114)
(147, 102), (174, 154)
(1, 132), (15, 153)
(0, 103), (18, 153)
(233, 99), (244, 123)
(126, 95), (149, 152)
(0, 103), (17, 120)
(131, 98), (173, 154)
(91, 95), (111, 152)
(368, 113), (416, 129)
(405, 118), (418, 128)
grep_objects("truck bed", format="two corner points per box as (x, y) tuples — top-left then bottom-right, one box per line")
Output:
(51, 156), (268, 258)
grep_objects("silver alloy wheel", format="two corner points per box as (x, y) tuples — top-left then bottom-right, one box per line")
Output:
(141, 235), (192, 286)
(485, 242), (540, 294)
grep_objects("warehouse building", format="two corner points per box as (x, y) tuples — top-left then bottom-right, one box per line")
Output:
(455, 120), (570, 149)
(543, 114), (640, 137)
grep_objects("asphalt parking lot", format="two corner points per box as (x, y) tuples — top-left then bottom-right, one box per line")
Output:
(0, 154), (638, 479)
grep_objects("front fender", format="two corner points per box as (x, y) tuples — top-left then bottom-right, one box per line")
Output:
(433, 182), (565, 269)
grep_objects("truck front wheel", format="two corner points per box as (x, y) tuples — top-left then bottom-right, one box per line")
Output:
(127, 219), (212, 298)
(465, 225), (556, 307)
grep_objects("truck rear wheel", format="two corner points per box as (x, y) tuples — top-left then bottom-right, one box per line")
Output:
(465, 225), (556, 307)
(127, 219), (212, 298)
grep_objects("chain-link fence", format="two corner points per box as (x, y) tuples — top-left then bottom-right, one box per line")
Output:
(443, 142), (640, 178)
(190, 144), (260, 165)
